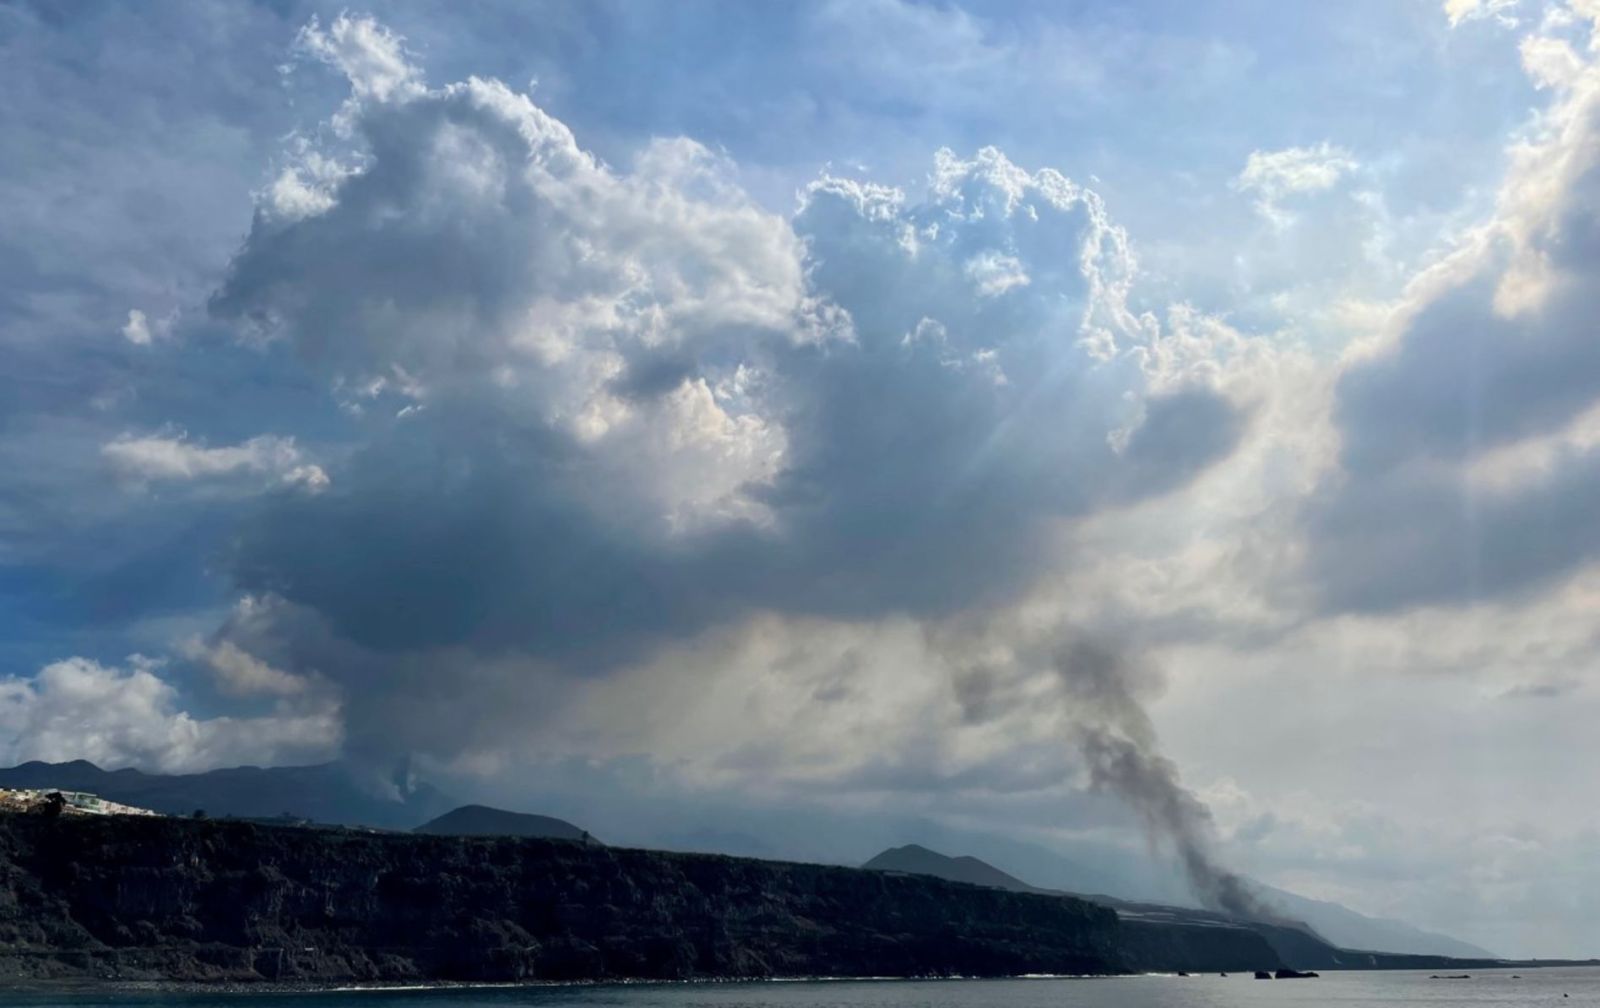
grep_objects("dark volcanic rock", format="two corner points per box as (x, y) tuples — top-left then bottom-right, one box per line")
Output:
(863, 844), (1287, 974)
(0, 814), (1125, 984)
(414, 804), (594, 843)
(861, 843), (1499, 963)
(1115, 918), (1280, 974)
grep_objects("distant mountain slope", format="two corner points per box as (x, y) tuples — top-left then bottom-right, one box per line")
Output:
(874, 820), (1191, 904)
(862, 842), (1493, 959)
(414, 804), (596, 843)
(863, 844), (1046, 894)
(0, 760), (452, 830)
(863, 844), (1212, 921)
(1260, 884), (1494, 959)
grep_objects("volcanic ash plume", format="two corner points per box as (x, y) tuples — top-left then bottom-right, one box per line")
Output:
(1053, 640), (1272, 920)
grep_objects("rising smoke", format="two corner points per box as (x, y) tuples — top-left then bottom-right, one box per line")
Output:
(192, 17), (1268, 918)
(1050, 640), (1272, 919)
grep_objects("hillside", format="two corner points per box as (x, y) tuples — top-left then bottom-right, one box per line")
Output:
(0, 813), (1561, 985)
(863, 843), (1311, 970)
(414, 804), (595, 842)
(865, 829), (1497, 958)
(861, 843), (1495, 965)
(0, 761), (1493, 963)
(0, 813), (1131, 984)
(864, 844), (1045, 894)
(1258, 884), (1494, 959)
(0, 760), (451, 829)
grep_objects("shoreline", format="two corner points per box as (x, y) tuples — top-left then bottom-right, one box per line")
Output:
(0, 974), (1120, 996)
(8, 965), (1600, 997)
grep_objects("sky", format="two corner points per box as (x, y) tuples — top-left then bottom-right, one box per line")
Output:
(3, 0), (1600, 957)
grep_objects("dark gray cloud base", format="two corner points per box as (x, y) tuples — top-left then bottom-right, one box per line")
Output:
(211, 43), (1242, 677)
(1312, 153), (1600, 613)
(182, 17), (1258, 911)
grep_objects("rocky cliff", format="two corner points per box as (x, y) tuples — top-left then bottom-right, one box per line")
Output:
(0, 814), (1138, 984)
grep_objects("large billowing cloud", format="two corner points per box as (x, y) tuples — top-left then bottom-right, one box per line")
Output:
(0, 654), (339, 773)
(203, 16), (1243, 723)
(1308, 7), (1600, 612)
(170, 14), (1259, 911)
(9, 0), (1600, 949)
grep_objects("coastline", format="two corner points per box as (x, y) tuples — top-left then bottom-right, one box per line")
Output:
(9, 966), (1600, 998)
(4, 816), (1592, 990)
(0, 974), (1121, 997)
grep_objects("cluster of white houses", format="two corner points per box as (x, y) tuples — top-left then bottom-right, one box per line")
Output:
(0, 787), (160, 817)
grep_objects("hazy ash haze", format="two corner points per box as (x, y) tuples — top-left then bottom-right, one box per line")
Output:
(4, 0), (1600, 959)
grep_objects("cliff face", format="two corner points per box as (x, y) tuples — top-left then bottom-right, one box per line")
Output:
(0, 815), (1133, 984)
(1116, 920), (1281, 974)
(860, 843), (1324, 973)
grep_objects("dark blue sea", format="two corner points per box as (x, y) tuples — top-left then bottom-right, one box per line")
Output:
(4, 969), (1597, 1008)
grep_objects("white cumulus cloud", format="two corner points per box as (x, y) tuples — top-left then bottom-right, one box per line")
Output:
(0, 656), (340, 773)
(120, 309), (152, 345)
(197, 17), (1248, 778)
(1444, 0), (1522, 27)
(1234, 142), (1358, 225)
(294, 14), (423, 105)
(102, 433), (327, 491)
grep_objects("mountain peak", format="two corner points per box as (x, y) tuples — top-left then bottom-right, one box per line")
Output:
(863, 843), (1044, 894)
(413, 804), (598, 843)
(17, 759), (102, 772)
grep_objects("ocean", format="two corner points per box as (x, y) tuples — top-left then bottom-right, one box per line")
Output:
(3, 970), (1596, 1008)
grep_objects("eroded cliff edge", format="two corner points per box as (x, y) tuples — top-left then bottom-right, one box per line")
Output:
(0, 814), (1222, 984)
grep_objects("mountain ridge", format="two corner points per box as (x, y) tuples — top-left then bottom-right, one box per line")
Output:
(414, 803), (596, 842)
(863, 842), (1494, 960)
(0, 760), (1492, 960)
(0, 813), (1554, 984)
(864, 844), (1049, 893)
(0, 814), (1136, 983)
(0, 759), (452, 830)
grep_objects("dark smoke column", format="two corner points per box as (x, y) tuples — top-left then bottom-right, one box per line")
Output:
(1055, 640), (1271, 920)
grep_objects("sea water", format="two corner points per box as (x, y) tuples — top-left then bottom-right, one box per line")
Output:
(3, 969), (1599, 1008)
